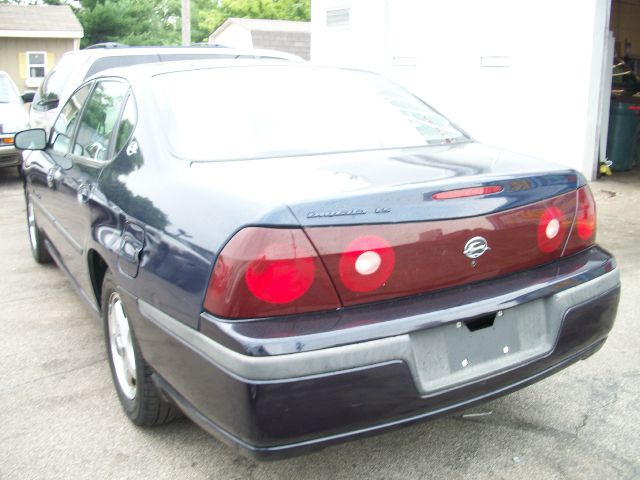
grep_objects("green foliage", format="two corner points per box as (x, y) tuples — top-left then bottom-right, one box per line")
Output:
(190, 0), (216, 44)
(0, 0), (64, 4)
(76, 0), (310, 48)
(197, 0), (310, 41)
(77, 0), (181, 47)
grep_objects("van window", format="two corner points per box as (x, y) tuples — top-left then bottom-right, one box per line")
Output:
(51, 84), (92, 154)
(33, 53), (85, 112)
(84, 55), (160, 79)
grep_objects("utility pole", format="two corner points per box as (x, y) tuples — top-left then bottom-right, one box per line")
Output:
(181, 0), (191, 46)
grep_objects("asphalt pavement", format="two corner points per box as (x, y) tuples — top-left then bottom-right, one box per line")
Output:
(1, 166), (639, 480)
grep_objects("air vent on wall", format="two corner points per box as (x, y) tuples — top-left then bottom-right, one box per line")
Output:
(326, 8), (350, 27)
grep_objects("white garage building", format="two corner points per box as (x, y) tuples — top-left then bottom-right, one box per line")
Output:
(311, 0), (614, 180)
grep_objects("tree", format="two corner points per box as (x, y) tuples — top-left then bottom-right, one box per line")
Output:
(0, 0), (66, 4)
(77, 0), (181, 47)
(75, 0), (310, 47)
(197, 0), (310, 40)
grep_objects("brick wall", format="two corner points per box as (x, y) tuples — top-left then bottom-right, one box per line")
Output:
(251, 31), (310, 60)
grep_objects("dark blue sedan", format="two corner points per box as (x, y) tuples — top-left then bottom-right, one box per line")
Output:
(15, 60), (620, 459)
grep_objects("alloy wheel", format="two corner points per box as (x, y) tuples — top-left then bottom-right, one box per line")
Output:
(108, 293), (137, 400)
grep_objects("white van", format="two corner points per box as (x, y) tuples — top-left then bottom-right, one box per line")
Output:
(29, 43), (302, 133)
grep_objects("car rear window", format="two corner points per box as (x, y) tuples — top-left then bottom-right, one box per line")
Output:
(152, 66), (468, 161)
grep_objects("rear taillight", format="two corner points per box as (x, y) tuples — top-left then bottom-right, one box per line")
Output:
(204, 227), (340, 319)
(537, 206), (570, 253)
(307, 190), (579, 307)
(204, 188), (597, 319)
(244, 241), (315, 304)
(338, 235), (395, 292)
(575, 186), (596, 241)
(564, 186), (597, 255)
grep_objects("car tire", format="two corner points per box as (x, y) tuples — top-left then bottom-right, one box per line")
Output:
(102, 271), (180, 426)
(25, 193), (52, 264)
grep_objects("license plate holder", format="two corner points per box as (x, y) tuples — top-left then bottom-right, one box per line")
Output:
(410, 299), (560, 395)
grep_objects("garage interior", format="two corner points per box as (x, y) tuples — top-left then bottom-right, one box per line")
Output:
(611, 0), (640, 71)
(606, 0), (640, 178)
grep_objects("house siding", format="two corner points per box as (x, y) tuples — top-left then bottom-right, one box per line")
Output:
(0, 37), (74, 90)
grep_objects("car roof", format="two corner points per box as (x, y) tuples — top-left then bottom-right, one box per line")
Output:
(85, 58), (308, 83)
(63, 44), (303, 62)
(60, 45), (304, 81)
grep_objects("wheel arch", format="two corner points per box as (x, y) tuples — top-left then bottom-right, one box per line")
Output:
(88, 249), (109, 308)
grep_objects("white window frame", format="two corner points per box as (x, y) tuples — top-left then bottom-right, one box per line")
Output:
(26, 51), (47, 82)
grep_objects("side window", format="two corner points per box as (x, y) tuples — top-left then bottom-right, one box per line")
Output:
(115, 94), (137, 154)
(84, 55), (159, 79)
(72, 81), (129, 162)
(50, 84), (93, 154)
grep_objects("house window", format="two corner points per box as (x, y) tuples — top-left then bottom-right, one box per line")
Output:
(27, 52), (47, 80)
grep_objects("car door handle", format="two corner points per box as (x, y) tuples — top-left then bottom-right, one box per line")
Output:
(77, 183), (91, 203)
(46, 167), (61, 189)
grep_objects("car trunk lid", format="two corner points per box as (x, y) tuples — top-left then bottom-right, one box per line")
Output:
(303, 189), (581, 307)
(198, 143), (595, 318)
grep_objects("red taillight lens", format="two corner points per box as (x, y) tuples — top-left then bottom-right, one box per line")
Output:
(564, 186), (597, 256)
(338, 235), (395, 292)
(537, 206), (568, 253)
(204, 227), (340, 319)
(245, 240), (316, 304)
(575, 186), (596, 241)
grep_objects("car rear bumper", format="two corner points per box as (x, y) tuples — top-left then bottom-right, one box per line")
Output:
(131, 247), (620, 459)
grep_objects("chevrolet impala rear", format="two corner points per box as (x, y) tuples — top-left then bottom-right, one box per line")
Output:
(18, 63), (620, 459)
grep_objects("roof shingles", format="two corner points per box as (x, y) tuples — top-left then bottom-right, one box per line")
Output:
(0, 5), (83, 34)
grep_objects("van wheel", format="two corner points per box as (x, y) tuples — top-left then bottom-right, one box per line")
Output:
(102, 271), (179, 426)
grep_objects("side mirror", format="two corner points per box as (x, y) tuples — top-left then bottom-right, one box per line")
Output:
(22, 91), (35, 103)
(14, 129), (47, 151)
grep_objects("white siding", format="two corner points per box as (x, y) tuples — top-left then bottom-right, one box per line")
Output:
(312, 0), (612, 179)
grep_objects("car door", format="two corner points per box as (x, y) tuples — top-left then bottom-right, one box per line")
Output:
(47, 80), (130, 295)
(26, 83), (93, 264)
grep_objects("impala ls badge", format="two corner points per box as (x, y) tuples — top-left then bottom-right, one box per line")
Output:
(463, 236), (490, 259)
